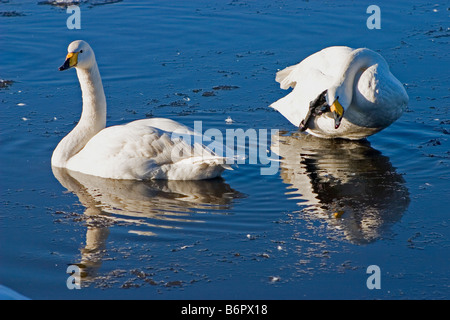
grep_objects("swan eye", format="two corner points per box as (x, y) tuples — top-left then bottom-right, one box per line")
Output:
(79, 50), (83, 53)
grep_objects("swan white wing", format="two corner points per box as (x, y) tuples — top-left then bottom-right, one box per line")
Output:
(275, 47), (353, 89)
(66, 121), (227, 180)
(271, 65), (335, 127)
(275, 64), (298, 89)
(129, 118), (239, 163)
(126, 118), (195, 135)
(271, 47), (354, 127)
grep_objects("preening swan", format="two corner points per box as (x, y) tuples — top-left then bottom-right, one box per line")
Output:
(270, 46), (409, 140)
(52, 40), (230, 180)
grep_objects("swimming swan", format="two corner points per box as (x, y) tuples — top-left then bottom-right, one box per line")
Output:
(52, 40), (230, 180)
(270, 46), (409, 140)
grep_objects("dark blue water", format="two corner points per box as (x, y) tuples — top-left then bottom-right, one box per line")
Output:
(1, 0), (449, 299)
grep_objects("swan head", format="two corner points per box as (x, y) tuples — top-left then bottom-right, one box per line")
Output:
(59, 40), (95, 71)
(326, 86), (348, 129)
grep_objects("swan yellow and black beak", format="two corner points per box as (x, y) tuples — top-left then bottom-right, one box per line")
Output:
(59, 52), (79, 71)
(330, 98), (344, 129)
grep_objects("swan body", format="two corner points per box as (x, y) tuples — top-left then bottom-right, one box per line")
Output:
(52, 40), (230, 180)
(270, 46), (409, 140)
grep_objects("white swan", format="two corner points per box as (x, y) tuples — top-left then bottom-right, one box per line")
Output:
(270, 46), (409, 140)
(52, 40), (230, 180)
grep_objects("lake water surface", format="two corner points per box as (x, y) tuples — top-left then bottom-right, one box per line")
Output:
(0, 0), (449, 299)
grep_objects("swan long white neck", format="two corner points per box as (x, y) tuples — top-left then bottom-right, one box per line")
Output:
(329, 48), (388, 108)
(51, 61), (107, 167)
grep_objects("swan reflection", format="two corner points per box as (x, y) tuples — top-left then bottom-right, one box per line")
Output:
(272, 132), (410, 244)
(52, 167), (242, 282)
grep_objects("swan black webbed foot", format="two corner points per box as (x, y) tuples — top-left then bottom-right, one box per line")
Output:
(299, 89), (329, 132)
